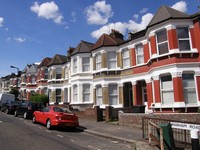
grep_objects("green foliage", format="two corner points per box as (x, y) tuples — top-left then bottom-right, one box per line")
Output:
(9, 87), (19, 99)
(30, 94), (49, 105)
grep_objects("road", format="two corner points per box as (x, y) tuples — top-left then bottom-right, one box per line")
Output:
(0, 112), (133, 150)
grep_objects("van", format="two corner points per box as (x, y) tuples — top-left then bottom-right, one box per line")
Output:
(0, 93), (15, 108)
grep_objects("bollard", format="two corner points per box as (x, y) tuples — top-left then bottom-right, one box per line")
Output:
(190, 130), (199, 150)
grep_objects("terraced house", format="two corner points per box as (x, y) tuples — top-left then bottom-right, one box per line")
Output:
(1, 6), (200, 113)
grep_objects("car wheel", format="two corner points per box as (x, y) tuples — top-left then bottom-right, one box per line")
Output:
(32, 115), (36, 124)
(5, 109), (9, 114)
(14, 111), (18, 117)
(24, 112), (28, 119)
(46, 119), (51, 130)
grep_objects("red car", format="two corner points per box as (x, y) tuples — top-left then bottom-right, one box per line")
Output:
(32, 106), (79, 130)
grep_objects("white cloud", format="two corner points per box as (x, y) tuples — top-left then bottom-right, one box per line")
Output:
(133, 14), (139, 21)
(30, 1), (64, 24)
(70, 11), (76, 22)
(14, 37), (26, 43)
(0, 17), (4, 27)
(171, 1), (187, 13)
(91, 13), (153, 39)
(139, 8), (149, 14)
(85, 0), (113, 25)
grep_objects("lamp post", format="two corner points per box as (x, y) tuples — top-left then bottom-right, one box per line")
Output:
(10, 65), (19, 88)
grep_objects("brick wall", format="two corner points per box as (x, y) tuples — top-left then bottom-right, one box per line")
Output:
(118, 113), (200, 128)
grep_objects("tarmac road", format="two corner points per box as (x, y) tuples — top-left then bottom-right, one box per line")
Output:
(0, 112), (134, 150)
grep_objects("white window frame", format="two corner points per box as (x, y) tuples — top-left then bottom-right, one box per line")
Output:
(83, 84), (90, 102)
(109, 84), (118, 105)
(160, 75), (174, 105)
(96, 53), (101, 70)
(96, 85), (102, 106)
(31, 75), (35, 83)
(156, 29), (169, 55)
(182, 73), (197, 104)
(122, 48), (130, 68)
(177, 27), (191, 51)
(73, 85), (78, 102)
(107, 51), (117, 69)
(56, 89), (62, 103)
(73, 58), (77, 73)
(44, 68), (48, 79)
(82, 57), (90, 72)
(135, 44), (144, 65)
(56, 67), (62, 79)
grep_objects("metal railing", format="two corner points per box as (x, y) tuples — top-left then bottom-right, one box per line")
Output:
(142, 117), (200, 147)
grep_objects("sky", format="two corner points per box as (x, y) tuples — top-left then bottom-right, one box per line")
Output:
(0, 0), (200, 77)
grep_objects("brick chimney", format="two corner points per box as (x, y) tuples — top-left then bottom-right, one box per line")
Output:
(110, 29), (124, 40)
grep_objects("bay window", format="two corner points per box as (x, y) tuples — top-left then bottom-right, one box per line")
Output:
(156, 29), (169, 55)
(56, 89), (61, 103)
(122, 48), (130, 68)
(182, 73), (197, 104)
(135, 44), (144, 64)
(107, 52), (117, 69)
(177, 27), (191, 51)
(82, 57), (90, 72)
(73, 58), (77, 73)
(96, 53), (101, 70)
(96, 85), (102, 106)
(73, 85), (78, 102)
(56, 68), (61, 79)
(83, 84), (90, 102)
(160, 75), (174, 105)
(109, 84), (118, 105)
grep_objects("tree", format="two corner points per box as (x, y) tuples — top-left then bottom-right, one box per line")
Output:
(30, 94), (49, 106)
(9, 87), (19, 100)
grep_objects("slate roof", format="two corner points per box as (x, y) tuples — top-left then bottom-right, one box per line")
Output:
(148, 5), (190, 27)
(26, 64), (38, 75)
(38, 57), (52, 68)
(70, 40), (93, 56)
(47, 54), (67, 67)
(91, 33), (125, 51)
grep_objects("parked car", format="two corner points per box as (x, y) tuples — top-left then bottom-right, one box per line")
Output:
(1, 101), (21, 114)
(14, 101), (44, 119)
(32, 106), (79, 130)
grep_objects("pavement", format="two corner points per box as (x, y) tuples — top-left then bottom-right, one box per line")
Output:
(77, 119), (159, 150)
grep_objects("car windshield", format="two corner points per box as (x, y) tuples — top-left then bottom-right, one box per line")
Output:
(53, 107), (72, 113)
(11, 101), (21, 105)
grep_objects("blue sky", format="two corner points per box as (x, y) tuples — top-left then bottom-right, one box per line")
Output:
(0, 0), (199, 77)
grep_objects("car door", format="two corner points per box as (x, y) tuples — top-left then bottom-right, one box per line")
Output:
(40, 107), (50, 124)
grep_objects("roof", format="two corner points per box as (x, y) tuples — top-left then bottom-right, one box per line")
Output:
(47, 54), (67, 67)
(26, 64), (38, 75)
(38, 57), (52, 68)
(70, 40), (93, 56)
(148, 5), (189, 27)
(91, 33), (125, 51)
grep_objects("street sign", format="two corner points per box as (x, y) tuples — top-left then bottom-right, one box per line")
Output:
(170, 122), (200, 131)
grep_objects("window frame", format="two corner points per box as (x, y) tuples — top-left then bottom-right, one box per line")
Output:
(83, 84), (90, 102)
(82, 57), (90, 72)
(122, 48), (130, 68)
(160, 74), (174, 105)
(108, 84), (118, 105)
(73, 58), (77, 73)
(96, 53), (102, 70)
(135, 44), (144, 65)
(107, 51), (117, 69)
(56, 89), (62, 103)
(177, 27), (191, 51)
(56, 67), (62, 79)
(96, 85), (102, 106)
(156, 29), (169, 55)
(73, 85), (78, 102)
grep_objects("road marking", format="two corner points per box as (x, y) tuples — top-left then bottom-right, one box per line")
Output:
(88, 145), (101, 150)
(57, 134), (63, 138)
(0, 121), (2, 123)
(38, 127), (42, 129)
